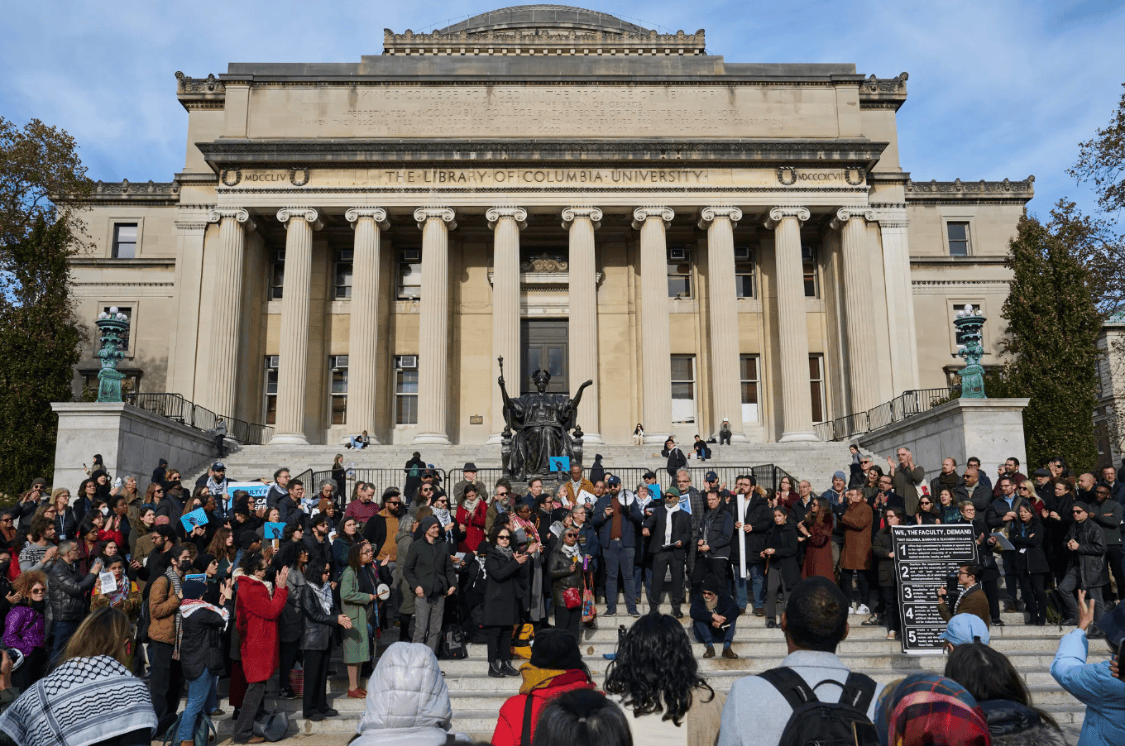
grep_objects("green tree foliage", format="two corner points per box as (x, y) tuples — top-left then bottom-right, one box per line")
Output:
(1001, 203), (1106, 473)
(0, 117), (89, 498)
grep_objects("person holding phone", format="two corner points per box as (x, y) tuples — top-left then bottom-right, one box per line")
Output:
(1051, 591), (1125, 745)
(45, 541), (103, 660)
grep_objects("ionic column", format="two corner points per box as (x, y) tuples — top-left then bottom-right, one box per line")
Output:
(633, 206), (675, 444)
(487, 207), (527, 444)
(764, 206), (818, 442)
(413, 207), (457, 445)
(699, 206), (746, 442)
(876, 209), (920, 392)
(345, 207), (389, 441)
(271, 208), (322, 445)
(563, 207), (603, 443)
(204, 208), (256, 418)
(831, 208), (880, 413)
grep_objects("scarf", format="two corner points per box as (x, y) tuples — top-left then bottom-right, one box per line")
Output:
(517, 665), (593, 695)
(561, 542), (581, 561)
(0, 655), (157, 746)
(206, 475), (227, 497)
(938, 472), (961, 490)
(180, 598), (230, 624)
(164, 567), (184, 654)
(953, 582), (980, 615)
(874, 673), (989, 746)
(493, 544), (514, 560)
(705, 593), (719, 612)
(103, 575), (133, 607)
(308, 579), (333, 615)
(461, 495), (481, 514)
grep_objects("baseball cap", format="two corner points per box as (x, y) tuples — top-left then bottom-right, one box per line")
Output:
(939, 614), (991, 647)
(643, 470), (657, 480)
(211, 462), (226, 471)
(606, 476), (621, 487)
(705, 471), (718, 482)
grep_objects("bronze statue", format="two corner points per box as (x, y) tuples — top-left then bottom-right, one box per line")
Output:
(498, 357), (592, 481)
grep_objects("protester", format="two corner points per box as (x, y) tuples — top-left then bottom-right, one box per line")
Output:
(1009, 502), (1049, 626)
(798, 497), (833, 581)
(1057, 502), (1108, 631)
(176, 577), (230, 745)
(46, 541), (103, 660)
(873, 673), (990, 746)
(762, 507), (799, 629)
(352, 642), (467, 746)
(232, 550), (289, 745)
(548, 524), (585, 641)
(937, 563), (991, 630)
(838, 488), (873, 615)
(340, 542), (377, 698)
(491, 629), (597, 746)
(2, 571), (48, 690)
(403, 515), (458, 653)
(869, 506), (903, 639)
(959, 501), (1003, 625)
(690, 580), (741, 659)
(1050, 591), (1125, 746)
(939, 613), (991, 653)
(484, 524), (526, 678)
(301, 559), (351, 721)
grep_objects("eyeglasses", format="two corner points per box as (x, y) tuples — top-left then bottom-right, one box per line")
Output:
(497, 534), (511, 540)
(496, 491), (509, 497)
(919, 501), (932, 506)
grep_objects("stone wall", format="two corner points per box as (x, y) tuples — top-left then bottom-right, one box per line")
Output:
(856, 398), (1030, 482)
(51, 402), (218, 492)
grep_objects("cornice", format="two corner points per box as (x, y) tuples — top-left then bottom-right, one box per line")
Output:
(383, 27), (706, 56)
(69, 258), (177, 269)
(858, 73), (908, 112)
(905, 176), (1034, 203)
(910, 257), (1009, 266)
(176, 72), (226, 112)
(77, 180), (181, 205)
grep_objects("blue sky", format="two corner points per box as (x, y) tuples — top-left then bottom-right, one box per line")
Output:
(2, 0), (1122, 220)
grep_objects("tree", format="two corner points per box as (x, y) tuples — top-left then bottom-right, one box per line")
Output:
(1001, 204), (1105, 473)
(0, 117), (90, 498)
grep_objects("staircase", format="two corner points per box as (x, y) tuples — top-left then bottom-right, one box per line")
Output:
(212, 606), (1096, 744)
(191, 441), (856, 493)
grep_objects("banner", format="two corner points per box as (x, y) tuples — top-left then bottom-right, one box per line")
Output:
(228, 481), (272, 511)
(891, 524), (977, 654)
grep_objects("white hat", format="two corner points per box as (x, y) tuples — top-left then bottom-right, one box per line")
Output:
(722, 417), (729, 421)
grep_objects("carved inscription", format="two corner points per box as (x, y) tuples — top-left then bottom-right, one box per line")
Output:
(247, 85), (837, 139)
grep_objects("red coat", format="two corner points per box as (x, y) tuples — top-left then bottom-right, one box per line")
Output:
(236, 574), (288, 683)
(491, 669), (596, 746)
(457, 501), (488, 553)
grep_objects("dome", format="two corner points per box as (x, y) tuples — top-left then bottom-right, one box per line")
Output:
(436, 5), (653, 36)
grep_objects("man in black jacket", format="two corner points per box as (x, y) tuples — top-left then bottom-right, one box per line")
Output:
(1058, 502), (1108, 633)
(963, 468), (993, 512)
(692, 489), (734, 592)
(304, 513), (334, 581)
(986, 476), (1027, 612)
(47, 541), (102, 659)
(690, 579), (741, 659)
(733, 476), (773, 616)
(643, 490), (692, 618)
(403, 516), (457, 653)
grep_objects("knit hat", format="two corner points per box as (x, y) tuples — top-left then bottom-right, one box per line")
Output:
(530, 628), (585, 671)
(181, 580), (207, 600)
(192, 553), (216, 573)
(239, 530), (260, 549)
(833, 471), (847, 481)
(874, 673), (989, 746)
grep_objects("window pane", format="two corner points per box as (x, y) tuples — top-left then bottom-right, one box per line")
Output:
(331, 370), (348, 394)
(113, 224), (137, 259)
(397, 369), (418, 395)
(809, 356), (820, 379)
(396, 395), (418, 425)
(266, 369), (278, 395)
(810, 383), (824, 423)
(947, 223), (967, 240)
(740, 356), (757, 381)
(671, 382), (694, 400)
(668, 276), (690, 298)
(947, 222), (970, 256)
(547, 347), (564, 377)
(949, 240), (968, 256)
(741, 381), (758, 405)
(331, 396), (347, 425)
(735, 274), (753, 298)
(266, 397), (277, 425)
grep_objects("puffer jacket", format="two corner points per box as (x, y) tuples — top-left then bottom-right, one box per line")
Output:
(353, 641), (466, 746)
(492, 665), (597, 746)
(148, 573), (181, 645)
(1065, 518), (1108, 588)
(301, 581), (342, 651)
(46, 558), (97, 623)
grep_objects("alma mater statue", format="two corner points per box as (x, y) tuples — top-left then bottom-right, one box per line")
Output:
(498, 358), (592, 481)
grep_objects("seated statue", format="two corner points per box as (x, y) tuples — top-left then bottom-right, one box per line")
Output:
(498, 368), (592, 482)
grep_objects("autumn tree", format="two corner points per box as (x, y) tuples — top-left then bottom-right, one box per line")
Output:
(0, 117), (90, 498)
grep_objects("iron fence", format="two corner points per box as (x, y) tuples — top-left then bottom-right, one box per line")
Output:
(311, 467), (449, 504)
(817, 388), (954, 442)
(124, 392), (274, 445)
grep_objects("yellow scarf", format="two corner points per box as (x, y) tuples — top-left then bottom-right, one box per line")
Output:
(518, 665), (568, 695)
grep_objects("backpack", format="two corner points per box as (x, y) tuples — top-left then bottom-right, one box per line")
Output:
(440, 623), (467, 660)
(510, 622), (535, 659)
(758, 667), (878, 746)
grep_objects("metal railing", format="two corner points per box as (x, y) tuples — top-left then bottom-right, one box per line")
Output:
(814, 388), (954, 442)
(124, 392), (275, 446)
(310, 467), (449, 503)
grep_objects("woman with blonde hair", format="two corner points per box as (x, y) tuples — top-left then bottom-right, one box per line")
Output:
(0, 608), (157, 746)
(49, 487), (77, 542)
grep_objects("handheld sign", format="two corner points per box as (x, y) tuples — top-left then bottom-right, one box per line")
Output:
(228, 481), (271, 512)
(648, 482), (662, 503)
(891, 524), (977, 654)
(549, 456), (570, 473)
(263, 522), (286, 540)
(736, 491), (748, 579)
(180, 508), (209, 534)
(99, 571), (117, 595)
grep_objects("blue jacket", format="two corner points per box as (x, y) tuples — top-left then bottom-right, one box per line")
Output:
(591, 492), (644, 549)
(1050, 628), (1125, 746)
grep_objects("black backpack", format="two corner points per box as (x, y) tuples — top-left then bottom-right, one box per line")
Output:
(758, 667), (879, 746)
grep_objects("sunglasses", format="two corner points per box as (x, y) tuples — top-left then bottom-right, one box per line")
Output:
(497, 534), (511, 540)
(386, 500), (401, 506)
(1073, 510), (1086, 514)
(564, 532), (578, 538)
(496, 491), (509, 497)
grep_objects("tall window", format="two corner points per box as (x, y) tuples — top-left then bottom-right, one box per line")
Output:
(670, 355), (696, 424)
(947, 222), (971, 256)
(112, 223), (137, 258)
(740, 355), (759, 423)
(667, 247), (691, 298)
(395, 356), (419, 424)
(802, 243), (818, 297)
(735, 258), (754, 298)
(809, 355), (826, 423)
(398, 249), (422, 299)
(263, 356), (279, 425)
(329, 356), (348, 425)
(102, 305), (132, 350)
(269, 250), (285, 300)
(334, 250), (353, 299)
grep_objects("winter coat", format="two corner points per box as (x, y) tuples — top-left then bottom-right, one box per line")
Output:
(891, 463), (926, 516)
(1050, 628), (1125, 746)
(963, 517), (1001, 582)
(456, 500), (488, 553)
(591, 493), (644, 549)
(938, 584), (990, 628)
(689, 590), (742, 629)
(1065, 519), (1108, 589)
(491, 666), (597, 746)
(301, 582), (342, 651)
(340, 565), (373, 664)
(3, 604), (46, 656)
(1090, 498), (1123, 546)
(147, 573), (181, 645)
(46, 558), (97, 623)
(986, 495), (1028, 540)
(978, 700), (1067, 746)
(765, 521), (800, 588)
(801, 515), (835, 581)
(642, 505), (692, 558)
(738, 495), (774, 567)
(661, 446), (688, 477)
(840, 501), (873, 571)
(968, 483), (994, 512)
(403, 530), (457, 599)
(180, 602), (227, 681)
(697, 505), (734, 561)
(235, 574), (288, 683)
(1009, 517), (1050, 575)
(871, 529), (896, 587)
(548, 544), (583, 608)
(483, 547), (524, 627)
(353, 641), (466, 746)
(280, 566), (306, 643)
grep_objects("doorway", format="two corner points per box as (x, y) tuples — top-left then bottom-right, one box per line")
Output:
(521, 319), (569, 394)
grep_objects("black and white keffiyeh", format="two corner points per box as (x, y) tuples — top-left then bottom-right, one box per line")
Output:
(0, 655), (156, 746)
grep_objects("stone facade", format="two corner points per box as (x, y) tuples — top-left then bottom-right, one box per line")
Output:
(67, 6), (1034, 448)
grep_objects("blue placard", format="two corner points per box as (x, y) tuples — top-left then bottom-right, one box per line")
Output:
(549, 456), (570, 473)
(648, 482), (662, 503)
(263, 522), (286, 540)
(678, 491), (692, 514)
(180, 508), (209, 533)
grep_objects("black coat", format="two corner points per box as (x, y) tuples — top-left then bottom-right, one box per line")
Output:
(300, 582), (342, 651)
(1008, 517), (1049, 575)
(872, 529), (897, 587)
(1065, 519), (1108, 588)
(698, 506), (734, 561)
(642, 506), (692, 557)
(483, 547), (525, 627)
(962, 517), (1001, 582)
(180, 605), (227, 681)
(765, 522), (800, 588)
(661, 446), (687, 477)
(737, 495), (774, 567)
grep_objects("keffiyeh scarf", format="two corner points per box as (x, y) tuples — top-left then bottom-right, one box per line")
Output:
(0, 655), (156, 746)
(165, 567), (184, 654)
(874, 673), (989, 746)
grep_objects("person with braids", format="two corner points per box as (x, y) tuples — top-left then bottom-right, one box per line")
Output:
(490, 628), (596, 746)
(604, 612), (722, 745)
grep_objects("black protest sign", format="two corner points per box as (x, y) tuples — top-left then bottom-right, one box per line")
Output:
(891, 524), (977, 653)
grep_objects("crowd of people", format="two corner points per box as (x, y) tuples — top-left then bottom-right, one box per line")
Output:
(0, 445), (1121, 746)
